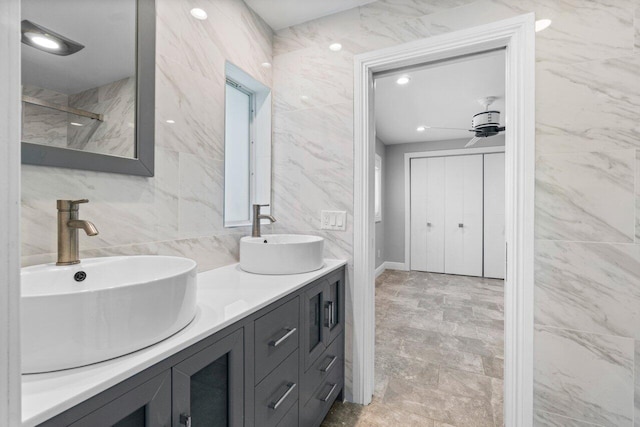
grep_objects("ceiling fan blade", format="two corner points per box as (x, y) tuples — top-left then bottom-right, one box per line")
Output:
(465, 136), (481, 148)
(426, 126), (469, 131)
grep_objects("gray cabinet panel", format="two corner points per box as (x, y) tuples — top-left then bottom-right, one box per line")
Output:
(254, 297), (299, 384)
(69, 371), (171, 427)
(300, 334), (344, 406)
(254, 350), (299, 427)
(172, 330), (244, 427)
(300, 361), (343, 427)
(275, 401), (298, 427)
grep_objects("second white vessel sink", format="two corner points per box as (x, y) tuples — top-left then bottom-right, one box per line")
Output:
(21, 256), (197, 374)
(240, 234), (324, 275)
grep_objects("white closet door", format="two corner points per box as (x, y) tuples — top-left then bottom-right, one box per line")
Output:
(410, 158), (428, 271)
(484, 153), (505, 279)
(444, 155), (483, 276)
(410, 157), (445, 272)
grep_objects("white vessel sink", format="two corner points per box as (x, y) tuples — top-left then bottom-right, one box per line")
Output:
(240, 234), (324, 275)
(21, 256), (198, 374)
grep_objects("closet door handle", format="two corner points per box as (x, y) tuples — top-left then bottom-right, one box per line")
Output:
(458, 223), (464, 228)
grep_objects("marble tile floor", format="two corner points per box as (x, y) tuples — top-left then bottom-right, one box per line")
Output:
(322, 269), (505, 427)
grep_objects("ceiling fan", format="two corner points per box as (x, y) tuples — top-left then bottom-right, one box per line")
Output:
(421, 96), (506, 148)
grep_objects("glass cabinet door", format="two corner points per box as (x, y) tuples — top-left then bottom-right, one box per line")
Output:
(172, 330), (244, 427)
(303, 281), (327, 370)
(70, 371), (171, 427)
(325, 272), (344, 344)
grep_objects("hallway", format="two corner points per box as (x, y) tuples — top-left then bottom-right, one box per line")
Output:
(323, 270), (504, 426)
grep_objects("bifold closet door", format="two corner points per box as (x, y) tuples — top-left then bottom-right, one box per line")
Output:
(483, 153), (505, 279)
(410, 157), (445, 273)
(444, 155), (483, 276)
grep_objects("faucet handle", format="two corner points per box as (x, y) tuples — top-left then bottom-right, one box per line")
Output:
(254, 204), (270, 207)
(57, 199), (89, 211)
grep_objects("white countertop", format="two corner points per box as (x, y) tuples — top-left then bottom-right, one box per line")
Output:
(22, 259), (347, 426)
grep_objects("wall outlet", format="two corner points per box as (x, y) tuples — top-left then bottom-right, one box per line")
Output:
(321, 210), (346, 231)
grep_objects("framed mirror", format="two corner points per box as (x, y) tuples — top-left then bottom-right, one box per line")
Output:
(20, 0), (156, 177)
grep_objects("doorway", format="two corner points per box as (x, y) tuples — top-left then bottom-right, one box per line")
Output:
(351, 14), (536, 426)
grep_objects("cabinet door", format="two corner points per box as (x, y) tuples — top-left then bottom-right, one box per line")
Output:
(70, 371), (171, 427)
(324, 270), (344, 345)
(303, 279), (327, 370)
(444, 155), (483, 276)
(172, 329), (244, 427)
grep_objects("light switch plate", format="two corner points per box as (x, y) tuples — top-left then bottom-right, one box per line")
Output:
(321, 210), (346, 231)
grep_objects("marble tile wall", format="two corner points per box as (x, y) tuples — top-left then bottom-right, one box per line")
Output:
(21, 0), (273, 272)
(67, 76), (136, 158)
(270, 0), (640, 422)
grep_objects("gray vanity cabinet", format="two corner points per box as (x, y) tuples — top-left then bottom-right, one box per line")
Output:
(172, 329), (244, 427)
(37, 266), (345, 427)
(68, 371), (171, 427)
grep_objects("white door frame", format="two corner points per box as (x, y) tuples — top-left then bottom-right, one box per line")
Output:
(0, 0), (23, 425)
(404, 146), (506, 270)
(353, 14), (535, 426)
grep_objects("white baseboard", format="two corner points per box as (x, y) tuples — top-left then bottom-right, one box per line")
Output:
(375, 263), (386, 278)
(378, 261), (409, 273)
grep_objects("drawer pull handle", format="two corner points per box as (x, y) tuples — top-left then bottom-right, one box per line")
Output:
(320, 383), (338, 402)
(270, 327), (297, 347)
(269, 382), (296, 410)
(180, 414), (192, 427)
(320, 356), (338, 373)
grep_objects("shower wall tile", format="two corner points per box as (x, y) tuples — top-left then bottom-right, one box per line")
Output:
(537, 56), (640, 154)
(178, 152), (224, 238)
(21, 0), (273, 268)
(273, 47), (353, 113)
(535, 240), (640, 339)
(535, 149), (636, 242)
(534, 325), (634, 426)
(635, 4), (640, 52)
(636, 149), (640, 242)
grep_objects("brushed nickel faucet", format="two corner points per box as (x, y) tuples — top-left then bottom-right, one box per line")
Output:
(57, 199), (99, 265)
(252, 204), (276, 238)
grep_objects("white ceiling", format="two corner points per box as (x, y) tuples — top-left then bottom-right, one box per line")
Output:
(244, 0), (376, 31)
(375, 50), (506, 145)
(21, 0), (136, 94)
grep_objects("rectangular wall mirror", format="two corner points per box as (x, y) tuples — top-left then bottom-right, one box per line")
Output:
(20, 0), (156, 176)
(224, 62), (272, 227)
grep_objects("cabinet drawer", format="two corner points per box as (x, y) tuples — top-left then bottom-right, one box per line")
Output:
(255, 350), (299, 427)
(300, 359), (343, 427)
(276, 400), (298, 427)
(255, 297), (300, 384)
(301, 333), (344, 405)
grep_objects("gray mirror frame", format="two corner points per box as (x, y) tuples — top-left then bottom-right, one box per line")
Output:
(21, 0), (156, 177)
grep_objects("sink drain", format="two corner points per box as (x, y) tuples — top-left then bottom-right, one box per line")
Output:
(74, 271), (87, 282)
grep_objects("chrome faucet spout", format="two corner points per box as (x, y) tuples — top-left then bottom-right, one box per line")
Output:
(57, 199), (98, 265)
(252, 204), (276, 238)
(68, 219), (99, 236)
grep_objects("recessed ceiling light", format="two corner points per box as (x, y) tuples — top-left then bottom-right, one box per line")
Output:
(261, 62), (272, 68)
(535, 19), (551, 32)
(416, 126), (426, 132)
(166, 119), (175, 124)
(70, 122), (83, 127)
(329, 43), (342, 52)
(396, 76), (411, 85)
(300, 95), (309, 101)
(190, 8), (208, 20)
